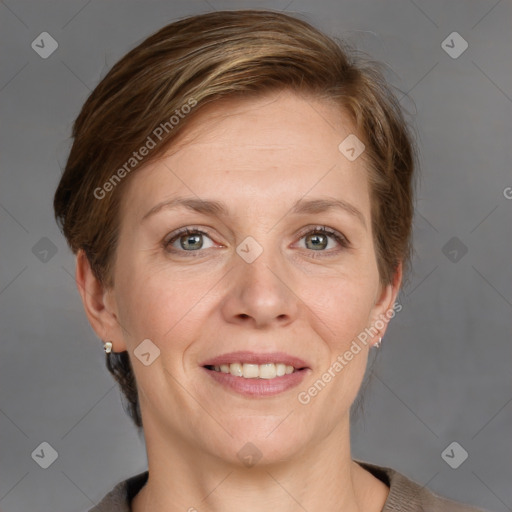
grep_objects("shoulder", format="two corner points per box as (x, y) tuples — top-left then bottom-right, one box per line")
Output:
(87, 470), (148, 512)
(355, 460), (490, 512)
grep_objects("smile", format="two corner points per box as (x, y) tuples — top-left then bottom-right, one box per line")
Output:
(200, 351), (310, 397)
(204, 362), (300, 379)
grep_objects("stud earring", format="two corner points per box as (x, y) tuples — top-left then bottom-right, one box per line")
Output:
(103, 341), (113, 354)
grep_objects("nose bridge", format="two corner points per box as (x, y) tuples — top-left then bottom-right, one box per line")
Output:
(240, 241), (283, 292)
(222, 231), (299, 327)
(234, 218), (280, 274)
(239, 234), (287, 299)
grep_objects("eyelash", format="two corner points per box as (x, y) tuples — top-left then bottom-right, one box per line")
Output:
(298, 225), (350, 255)
(163, 225), (350, 258)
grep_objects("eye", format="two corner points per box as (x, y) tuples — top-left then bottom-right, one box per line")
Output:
(163, 225), (349, 257)
(164, 227), (216, 253)
(296, 226), (349, 254)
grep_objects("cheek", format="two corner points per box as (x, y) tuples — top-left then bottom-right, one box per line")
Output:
(305, 278), (375, 403)
(305, 269), (378, 344)
(114, 259), (218, 344)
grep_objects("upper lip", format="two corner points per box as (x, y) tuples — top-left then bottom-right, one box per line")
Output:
(200, 351), (310, 369)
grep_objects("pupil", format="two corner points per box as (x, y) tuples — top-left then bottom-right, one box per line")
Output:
(307, 233), (326, 250)
(182, 234), (202, 250)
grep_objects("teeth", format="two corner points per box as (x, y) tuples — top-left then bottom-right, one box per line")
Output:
(230, 363), (243, 377)
(243, 363), (260, 378)
(212, 363), (298, 378)
(259, 363), (276, 379)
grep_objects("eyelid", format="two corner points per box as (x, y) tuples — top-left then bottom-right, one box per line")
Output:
(163, 226), (213, 243)
(294, 225), (350, 248)
(163, 226), (219, 250)
(163, 224), (350, 255)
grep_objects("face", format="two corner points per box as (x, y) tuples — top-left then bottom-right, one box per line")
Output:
(102, 90), (399, 465)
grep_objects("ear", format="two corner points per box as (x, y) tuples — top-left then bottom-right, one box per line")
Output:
(75, 249), (128, 352)
(367, 261), (403, 346)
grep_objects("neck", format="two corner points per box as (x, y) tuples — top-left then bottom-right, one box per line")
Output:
(131, 416), (389, 512)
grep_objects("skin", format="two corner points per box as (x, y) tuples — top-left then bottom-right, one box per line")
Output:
(77, 90), (402, 512)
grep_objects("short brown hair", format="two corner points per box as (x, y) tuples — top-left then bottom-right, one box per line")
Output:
(54, 10), (416, 430)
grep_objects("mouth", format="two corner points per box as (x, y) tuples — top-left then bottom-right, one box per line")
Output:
(203, 362), (304, 378)
(200, 351), (310, 397)
(200, 351), (310, 377)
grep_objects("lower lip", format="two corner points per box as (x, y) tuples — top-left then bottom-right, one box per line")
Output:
(203, 367), (310, 397)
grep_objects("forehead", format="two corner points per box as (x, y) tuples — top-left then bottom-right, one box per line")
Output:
(120, 90), (371, 221)
(169, 91), (355, 163)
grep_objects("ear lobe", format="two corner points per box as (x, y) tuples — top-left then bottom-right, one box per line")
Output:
(368, 262), (403, 344)
(75, 249), (126, 351)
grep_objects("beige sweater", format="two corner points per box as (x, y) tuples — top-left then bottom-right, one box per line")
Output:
(88, 460), (490, 511)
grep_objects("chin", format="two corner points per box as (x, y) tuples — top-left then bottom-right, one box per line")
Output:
(207, 417), (308, 468)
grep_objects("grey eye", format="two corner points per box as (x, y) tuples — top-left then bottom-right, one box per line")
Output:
(167, 230), (215, 251)
(299, 229), (342, 251)
(304, 232), (328, 250)
(179, 233), (204, 250)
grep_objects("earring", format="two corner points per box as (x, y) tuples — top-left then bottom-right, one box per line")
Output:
(373, 337), (382, 349)
(103, 341), (113, 354)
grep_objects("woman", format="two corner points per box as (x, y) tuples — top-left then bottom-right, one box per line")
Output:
(53, 10), (488, 512)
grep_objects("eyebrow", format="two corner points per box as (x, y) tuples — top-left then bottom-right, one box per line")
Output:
(142, 196), (366, 229)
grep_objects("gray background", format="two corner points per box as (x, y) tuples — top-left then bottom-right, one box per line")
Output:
(1, 1), (511, 511)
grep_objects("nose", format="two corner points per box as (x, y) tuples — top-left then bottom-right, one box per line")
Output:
(220, 247), (300, 329)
